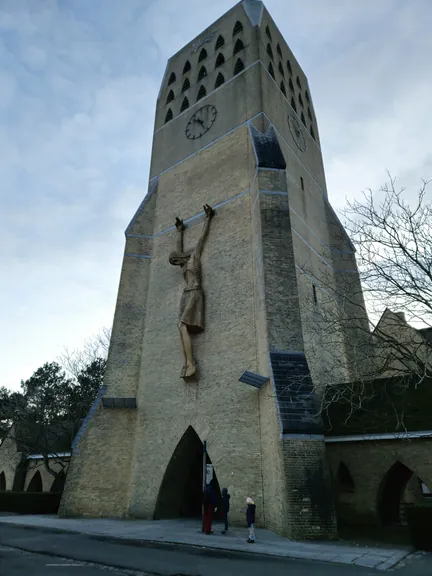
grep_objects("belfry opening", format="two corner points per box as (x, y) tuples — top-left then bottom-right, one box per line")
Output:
(154, 426), (220, 519)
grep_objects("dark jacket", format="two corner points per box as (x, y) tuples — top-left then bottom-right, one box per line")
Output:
(203, 484), (216, 506)
(220, 488), (230, 513)
(246, 503), (256, 526)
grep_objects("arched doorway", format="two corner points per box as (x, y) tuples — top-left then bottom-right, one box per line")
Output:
(378, 461), (413, 525)
(337, 462), (355, 492)
(27, 470), (43, 492)
(0, 471), (6, 491)
(50, 470), (66, 493)
(154, 426), (220, 519)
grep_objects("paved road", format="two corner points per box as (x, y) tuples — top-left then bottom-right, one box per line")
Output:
(0, 524), (430, 576)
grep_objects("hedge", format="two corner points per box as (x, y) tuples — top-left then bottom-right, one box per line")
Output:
(0, 491), (61, 514)
(406, 504), (432, 550)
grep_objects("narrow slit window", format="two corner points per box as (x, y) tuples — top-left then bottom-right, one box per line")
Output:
(307, 107), (312, 120)
(180, 96), (189, 112)
(215, 72), (225, 88)
(198, 66), (207, 81)
(215, 53), (225, 68)
(289, 78), (294, 91)
(287, 59), (292, 74)
(299, 94), (304, 107)
(168, 72), (176, 85)
(196, 85), (206, 101)
(166, 90), (174, 104)
(301, 112), (306, 126)
(198, 48), (208, 62)
(233, 21), (243, 36)
(215, 35), (225, 50)
(265, 25), (272, 41)
(310, 125), (316, 140)
(277, 43), (282, 57)
(183, 60), (191, 74)
(280, 81), (286, 97)
(296, 75), (302, 89)
(234, 58), (245, 75)
(312, 284), (317, 304)
(305, 89), (310, 102)
(268, 62), (275, 79)
(182, 78), (190, 92)
(291, 97), (297, 112)
(234, 38), (244, 55)
(301, 176), (305, 191)
(267, 43), (274, 60)
(165, 108), (173, 123)
(278, 61), (284, 76)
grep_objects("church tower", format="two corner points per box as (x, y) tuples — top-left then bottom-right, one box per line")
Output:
(61, 0), (369, 539)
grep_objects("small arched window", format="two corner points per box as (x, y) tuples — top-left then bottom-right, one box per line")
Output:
(234, 58), (245, 75)
(166, 90), (174, 104)
(310, 125), (316, 140)
(277, 43), (282, 57)
(233, 21), (243, 36)
(215, 35), (225, 50)
(290, 97), (297, 112)
(0, 471), (6, 491)
(215, 72), (225, 89)
(265, 25), (272, 41)
(165, 108), (173, 123)
(288, 78), (294, 91)
(299, 94), (304, 107)
(168, 72), (176, 85)
(215, 53), (225, 68)
(197, 66), (207, 81)
(267, 43), (273, 60)
(183, 60), (191, 74)
(278, 61), (284, 76)
(180, 96), (189, 112)
(307, 107), (312, 120)
(196, 85), (206, 101)
(27, 471), (42, 492)
(182, 78), (190, 92)
(301, 112), (306, 126)
(305, 89), (310, 102)
(268, 62), (275, 79)
(198, 48), (207, 62)
(287, 59), (292, 74)
(296, 75), (302, 89)
(234, 38), (244, 55)
(280, 81), (286, 97)
(337, 462), (355, 492)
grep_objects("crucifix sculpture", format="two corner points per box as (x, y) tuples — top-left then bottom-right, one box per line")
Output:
(169, 204), (215, 379)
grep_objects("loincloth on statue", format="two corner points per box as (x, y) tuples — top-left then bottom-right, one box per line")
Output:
(179, 288), (204, 333)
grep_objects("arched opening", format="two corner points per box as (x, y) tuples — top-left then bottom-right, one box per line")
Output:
(215, 72), (225, 89)
(296, 75), (302, 89)
(196, 85), (206, 102)
(233, 21), (243, 36)
(168, 72), (176, 86)
(198, 48), (207, 62)
(182, 78), (190, 92)
(267, 43), (273, 60)
(299, 93), (304, 107)
(27, 470), (42, 492)
(166, 89), (174, 104)
(180, 96), (189, 112)
(0, 471), (6, 491)
(183, 60), (191, 74)
(287, 59), (292, 74)
(277, 43), (282, 57)
(215, 53), (225, 68)
(278, 61), (284, 76)
(301, 112), (306, 126)
(197, 66), (207, 81)
(215, 35), (225, 50)
(234, 58), (245, 76)
(378, 461), (413, 526)
(154, 426), (221, 519)
(50, 469), (66, 493)
(265, 25), (272, 41)
(280, 81), (286, 97)
(165, 108), (173, 123)
(268, 62), (275, 79)
(233, 39), (244, 55)
(337, 462), (355, 492)
(290, 97), (297, 112)
(288, 78), (294, 91)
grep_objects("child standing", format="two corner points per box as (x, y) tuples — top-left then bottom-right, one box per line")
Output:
(220, 488), (230, 534)
(246, 497), (256, 543)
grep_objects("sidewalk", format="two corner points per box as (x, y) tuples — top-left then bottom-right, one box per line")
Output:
(0, 515), (413, 571)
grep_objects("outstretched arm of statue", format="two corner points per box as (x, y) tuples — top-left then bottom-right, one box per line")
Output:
(195, 204), (214, 257)
(175, 217), (184, 253)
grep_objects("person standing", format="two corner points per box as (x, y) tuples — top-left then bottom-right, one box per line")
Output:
(246, 497), (256, 543)
(203, 483), (216, 534)
(220, 488), (230, 534)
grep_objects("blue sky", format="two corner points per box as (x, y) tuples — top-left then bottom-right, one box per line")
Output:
(1, 0), (431, 390)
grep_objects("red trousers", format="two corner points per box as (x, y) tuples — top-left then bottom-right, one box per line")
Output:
(203, 504), (214, 533)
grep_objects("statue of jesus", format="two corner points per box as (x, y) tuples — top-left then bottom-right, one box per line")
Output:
(169, 204), (214, 378)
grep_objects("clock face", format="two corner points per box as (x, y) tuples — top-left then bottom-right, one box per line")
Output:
(185, 105), (217, 140)
(288, 114), (306, 152)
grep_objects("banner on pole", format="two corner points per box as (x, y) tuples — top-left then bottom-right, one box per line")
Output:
(205, 464), (213, 485)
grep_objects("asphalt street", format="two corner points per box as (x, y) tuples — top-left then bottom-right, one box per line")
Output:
(0, 524), (430, 576)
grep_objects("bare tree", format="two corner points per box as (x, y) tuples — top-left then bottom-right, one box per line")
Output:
(58, 326), (111, 379)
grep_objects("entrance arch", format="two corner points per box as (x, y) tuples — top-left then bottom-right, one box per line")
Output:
(378, 461), (413, 525)
(27, 470), (43, 492)
(154, 426), (220, 519)
(0, 471), (6, 491)
(50, 469), (66, 493)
